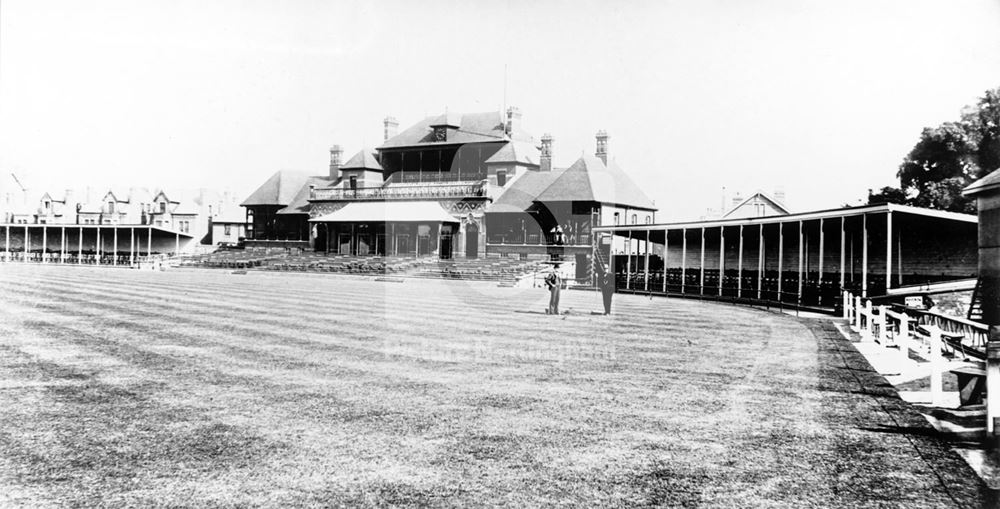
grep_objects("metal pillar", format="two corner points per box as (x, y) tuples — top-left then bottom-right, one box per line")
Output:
(643, 230), (650, 292)
(862, 213), (868, 298)
(797, 220), (803, 302)
(78, 227), (83, 264)
(681, 228), (687, 293)
(818, 218), (824, 305)
(718, 226), (725, 297)
(113, 227), (118, 266)
(147, 227), (152, 257)
(777, 223), (784, 300)
(699, 227), (705, 295)
(24, 225), (29, 263)
(662, 228), (668, 293)
(42, 226), (47, 263)
(839, 216), (845, 291)
(737, 225), (744, 298)
(625, 230), (632, 290)
(885, 210), (892, 294)
(757, 224), (764, 300)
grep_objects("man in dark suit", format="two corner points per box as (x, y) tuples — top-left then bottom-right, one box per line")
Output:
(601, 270), (615, 315)
(545, 265), (562, 315)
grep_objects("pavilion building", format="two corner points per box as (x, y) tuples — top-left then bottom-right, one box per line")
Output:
(241, 108), (657, 278)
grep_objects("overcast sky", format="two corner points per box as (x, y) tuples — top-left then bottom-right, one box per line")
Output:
(2, 0), (999, 219)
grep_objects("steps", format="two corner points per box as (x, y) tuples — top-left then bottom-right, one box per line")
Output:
(968, 278), (983, 322)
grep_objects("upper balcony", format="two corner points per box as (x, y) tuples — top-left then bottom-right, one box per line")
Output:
(310, 180), (487, 202)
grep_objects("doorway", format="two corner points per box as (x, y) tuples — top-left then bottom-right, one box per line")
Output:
(465, 222), (479, 258)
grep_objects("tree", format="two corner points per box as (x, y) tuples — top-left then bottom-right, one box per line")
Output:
(897, 122), (977, 212)
(868, 87), (1000, 213)
(866, 186), (907, 206)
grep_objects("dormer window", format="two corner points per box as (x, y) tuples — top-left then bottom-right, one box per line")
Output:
(108, 201), (115, 214)
(433, 127), (447, 142)
(160, 202), (167, 213)
(43, 200), (50, 210)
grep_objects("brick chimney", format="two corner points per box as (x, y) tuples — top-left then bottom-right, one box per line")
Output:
(383, 116), (398, 142)
(540, 133), (554, 172)
(505, 106), (521, 136)
(329, 145), (343, 179)
(595, 130), (609, 164)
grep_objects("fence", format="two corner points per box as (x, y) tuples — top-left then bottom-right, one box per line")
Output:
(842, 290), (989, 415)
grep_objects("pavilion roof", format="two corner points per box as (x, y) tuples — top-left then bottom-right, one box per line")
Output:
(378, 111), (535, 149)
(533, 155), (656, 210)
(241, 170), (314, 207)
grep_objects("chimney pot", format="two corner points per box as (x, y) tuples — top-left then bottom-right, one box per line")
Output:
(540, 133), (554, 172)
(595, 130), (609, 164)
(330, 145), (343, 180)
(383, 116), (399, 141)
(505, 107), (522, 136)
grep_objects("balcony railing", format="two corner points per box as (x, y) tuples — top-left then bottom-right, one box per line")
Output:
(311, 181), (487, 201)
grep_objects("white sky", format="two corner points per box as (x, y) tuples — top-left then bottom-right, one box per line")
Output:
(2, 0), (999, 219)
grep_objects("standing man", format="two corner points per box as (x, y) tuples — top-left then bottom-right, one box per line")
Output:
(545, 263), (562, 315)
(601, 270), (615, 315)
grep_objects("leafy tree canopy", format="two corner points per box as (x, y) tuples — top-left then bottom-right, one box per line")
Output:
(868, 87), (1000, 213)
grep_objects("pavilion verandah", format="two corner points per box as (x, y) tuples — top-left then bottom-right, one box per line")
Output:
(593, 204), (978, 309)
(309, 201), (461, 259)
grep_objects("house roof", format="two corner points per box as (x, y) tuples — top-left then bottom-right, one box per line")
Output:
(77, 201), (103, 214)
(276, 176), (337, 215)
(489, 170), (564, 214)
(484, 141), (541, 166)
(532, 155), (656, 210)
(378, 111), (535, 149)
(964, 168), (1000, 197)
(722, 191), (790, 218)
(172, 201), (201, 215)
(341, 150), (383, 171)
(241, 170), (314, 207)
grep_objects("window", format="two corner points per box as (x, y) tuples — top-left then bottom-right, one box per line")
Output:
(160, 201), (167, 213)
(631, 214), (637, 225)
(108, 201), (115, 214)
(224, 224), (232, 236)
(350, 176), (358, 191)
(496, 170), (507, 187)
(645, 215), (652, 224)
(43, 200), (50, 210)
(613, 212), (620, 225)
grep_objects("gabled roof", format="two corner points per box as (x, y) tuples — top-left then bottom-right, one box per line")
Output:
(378, 111), (534, 149)
(153, 189), (179, 203)
(489, 170), (564, 213)
(277, 176), (336, 215)
(484, 141), (541, 166)
(722, 191), (790, 218)
(341, 150), (383, 171)
(533, 155), (656, 210)
(964, 168), (1000, 197)
(241, 170), (313, 207)
(103, 189), (130, 203)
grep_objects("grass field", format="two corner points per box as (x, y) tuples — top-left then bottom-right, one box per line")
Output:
(0, 264), (992, 507)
